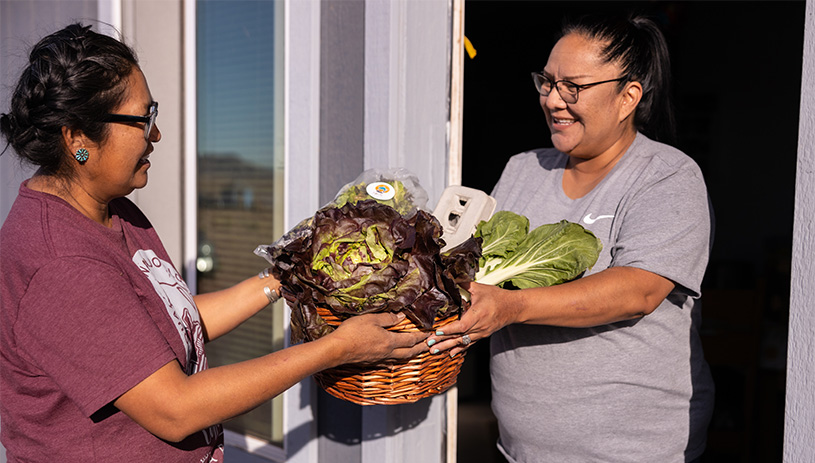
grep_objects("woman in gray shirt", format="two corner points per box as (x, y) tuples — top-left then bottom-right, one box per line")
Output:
(429, 13), (714, 463)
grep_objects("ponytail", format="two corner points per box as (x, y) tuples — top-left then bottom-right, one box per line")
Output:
(561, 14), (676, 144)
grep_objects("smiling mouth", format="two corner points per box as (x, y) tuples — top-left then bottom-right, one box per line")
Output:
(552, 117), (576, 126)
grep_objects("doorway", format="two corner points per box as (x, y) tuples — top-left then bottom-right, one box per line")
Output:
(458, 2), (804, 462)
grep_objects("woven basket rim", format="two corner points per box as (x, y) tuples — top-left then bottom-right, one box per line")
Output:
(315, 305), (460, 332)
(310, 306), (464, 405)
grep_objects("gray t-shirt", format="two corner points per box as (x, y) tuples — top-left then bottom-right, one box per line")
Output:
(489, 133), (714, 463)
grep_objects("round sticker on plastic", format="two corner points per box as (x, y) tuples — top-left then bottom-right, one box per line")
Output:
(366, 182), (396, 200)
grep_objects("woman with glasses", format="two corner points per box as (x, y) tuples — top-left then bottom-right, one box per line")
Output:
(0, 24), (428, 462)
(429, 13), (714, 463)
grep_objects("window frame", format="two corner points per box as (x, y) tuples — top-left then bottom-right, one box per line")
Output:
(182, 1), (319, 461)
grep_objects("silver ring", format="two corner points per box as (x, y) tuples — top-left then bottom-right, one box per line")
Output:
(461, 334), (472, 346)
(258, 268), (271, 279)
(264, 286), (281, 304)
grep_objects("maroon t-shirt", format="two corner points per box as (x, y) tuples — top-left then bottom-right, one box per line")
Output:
(0, 182), (224, 462)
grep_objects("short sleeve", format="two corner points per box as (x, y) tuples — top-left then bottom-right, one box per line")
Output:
(611, 160), (712, 298)
(14, 257), (176, 417)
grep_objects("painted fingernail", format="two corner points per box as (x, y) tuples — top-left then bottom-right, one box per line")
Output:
(427, 339), (436, 347)
(435, 330), (444, 336)
(432, 348), (440, 354)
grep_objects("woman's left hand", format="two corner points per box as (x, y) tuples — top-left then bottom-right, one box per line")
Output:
(426, 281), (518, 358)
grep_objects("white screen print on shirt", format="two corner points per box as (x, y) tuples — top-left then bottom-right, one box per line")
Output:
(132, 249), (207, 375)
(132, 250), (224, 451)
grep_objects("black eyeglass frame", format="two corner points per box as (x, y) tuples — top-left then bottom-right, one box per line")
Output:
(531, 73), (628, 103)
(103, 101), (159, 140)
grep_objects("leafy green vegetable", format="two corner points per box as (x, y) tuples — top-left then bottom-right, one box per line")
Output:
(474, 212), (602, 289)
(474, 210), (529, 273)
(258, 200), (481, 342)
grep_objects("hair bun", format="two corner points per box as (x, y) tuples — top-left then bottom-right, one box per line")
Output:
(1, 22), (138, 174)
(1, 112), (17, 129)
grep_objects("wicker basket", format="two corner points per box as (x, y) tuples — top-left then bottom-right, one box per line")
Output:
(312, 306), (466, 405)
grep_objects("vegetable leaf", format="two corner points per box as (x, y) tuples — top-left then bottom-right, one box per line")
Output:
(474, 215), (602, 289)
(474, 210), (529, 271)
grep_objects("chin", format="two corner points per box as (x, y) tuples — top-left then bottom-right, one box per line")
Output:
(133, 174), (149, 190)
(550, 134), (577, 154)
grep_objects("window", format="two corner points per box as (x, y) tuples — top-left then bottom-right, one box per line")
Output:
(196, 0), (285, 448)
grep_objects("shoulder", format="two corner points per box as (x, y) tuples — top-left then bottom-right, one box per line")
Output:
(615, 135), (711, 228)
(1, 187), (41, 241)
(629, 134), (705, 183)
(1, 186), (71, 256)
(2, 189), (124, 264)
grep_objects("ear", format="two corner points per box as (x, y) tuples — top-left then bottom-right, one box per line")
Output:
(61, 126), (87, 155)
(618, 80), (643, 122)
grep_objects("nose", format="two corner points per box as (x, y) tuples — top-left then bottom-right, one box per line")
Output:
(150, 123), (161, 143)
(542, 88), (567, 110)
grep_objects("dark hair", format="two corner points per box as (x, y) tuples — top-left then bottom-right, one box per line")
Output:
(560, 13), (676, 144)
(0, 23), (139, 175)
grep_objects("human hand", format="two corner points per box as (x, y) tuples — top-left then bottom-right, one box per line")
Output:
(426, 282), (516, 358)
(328, 312), (431, 365)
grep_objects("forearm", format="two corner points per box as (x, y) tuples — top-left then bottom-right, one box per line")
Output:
(117, 312), (428, 442)
(512, 266), (674, 328)
(194, 272), (278, 341)
(175, 337), (346, 436)
(429, 267), (675, 357)
(117, 335), (345, 442)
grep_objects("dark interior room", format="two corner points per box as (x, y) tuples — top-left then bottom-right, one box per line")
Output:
(456, 1), (805, 462)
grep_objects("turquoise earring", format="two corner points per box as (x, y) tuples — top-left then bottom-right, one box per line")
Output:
(74, 148), (89, 163)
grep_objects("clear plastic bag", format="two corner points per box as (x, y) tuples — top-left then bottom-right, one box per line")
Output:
(330, 167), (429, 216)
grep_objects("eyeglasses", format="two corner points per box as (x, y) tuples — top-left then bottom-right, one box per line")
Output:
(104, 101), (158, 140)
(531, 73), (627, 104)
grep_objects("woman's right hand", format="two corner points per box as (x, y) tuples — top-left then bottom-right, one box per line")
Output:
(326, 312), (430, 365)
(426, 281), (518, 357)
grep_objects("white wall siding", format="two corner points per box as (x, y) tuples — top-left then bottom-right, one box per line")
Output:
(364, 0), (451, 207)
(282, 0), (322, 461)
